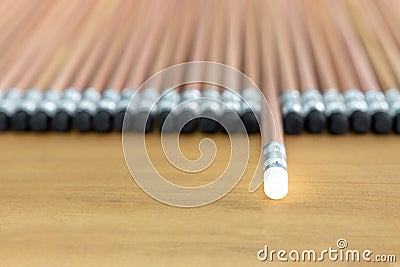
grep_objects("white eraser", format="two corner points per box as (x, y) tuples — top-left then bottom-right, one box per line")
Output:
(264, 167), (288, 200)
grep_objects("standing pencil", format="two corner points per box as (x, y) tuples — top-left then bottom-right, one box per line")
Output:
(261, 1), (288, 200)
(328, 0), (390, 134)
(9, 0), (84, 131)
(275, 0), (303, 135)
(319, 0), (370, 133)
(72, 1), (129, 132)
(91, 1), (138, 132)
(220, 0), (245, 134)
(290, 1), (326, 134)
(304, 1), (348, 135)
(51, 0), (115, 132)
(366, 0), (400, 133)
(199, 1), (224, 134)
(126, 0), (173, 133)
(241, 2), (262, 134)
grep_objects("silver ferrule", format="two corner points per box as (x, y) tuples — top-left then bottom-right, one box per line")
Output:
(385, 88), (400, 116)
(323, 88), (347, 116)
(5, 87), (23, 100)
(0, 98), (19, 115)
(82, 87), (101, 102)
(96, 88), (120, 113)
(102, 88), (120, 102)
(281, 89), (303, 116)
(121, 88), (136, 100)
(24, 88), (43, 102)
(365, 89), (389, 115)
(140, 87), (159, 102)
(200, 88), (222, 119)
(18, 88), (43, 114)
(55, 88), (81, 115)
(0, 88), (23, 114)
(157, 88), (180, 113)
(76, 88), (101, 114)
(36, 89), (63, 116)
(63, 87), (82, 102)
(302, 88), (325, 115)
(222, 89), (242, 114)
(97, 98), (117, 113)
(179, 88), (201, 115)
(116, 98), (130, 112)
(344, 88), (368, 114)
(263, 141), (287, 171)
(241, 88), (262, 116)
(76, 99), (97, 115)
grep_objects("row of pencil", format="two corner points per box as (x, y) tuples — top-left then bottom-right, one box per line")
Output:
(1, 85), (400, 135)
(3, 0), (399, 198)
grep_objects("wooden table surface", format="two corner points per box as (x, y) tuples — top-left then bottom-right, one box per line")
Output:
(0, 132), (399, 266)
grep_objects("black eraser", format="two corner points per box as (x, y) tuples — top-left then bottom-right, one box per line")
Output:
(73, 111), (92, 132)
(93, 110), (112, 132)
(199, 118), (218, 133)
(0, 112), (9, 131)
(305, 110), (326, 133)
(52, 111), (71, 132)
(371, 112), (391, 134)
(393, 114), (400, 134)
(241, 111), (260, 134)
(350, 110), (370, 133)
(328, 112), (348, 135)
(30, 111), (50, 132)
(113, 110), (125, 132)
(180, 120), (197, 133)
(157, 111), (169, 131)
(11, 111), (30, 131)
(283, 112), (304, 134)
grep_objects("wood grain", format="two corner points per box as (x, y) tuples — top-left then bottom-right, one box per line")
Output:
(0, 133), (399, 266)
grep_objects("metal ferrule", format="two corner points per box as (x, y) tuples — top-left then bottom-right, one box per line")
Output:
(200, 88), (222, 119)
(133, 88), (159, 115)
(222, 89), (242, 115)
(263, 141), (287, 171)
(116, 98), (130, 112)
(140, 87), (159, 101)
(281, 89), (303, 116)
(18, 88), (43, 114)
(365, 89), (389, 115)
(323, 88), (347, 116)
(115, 89), (137, 113)
(241, 88), (262, 116)
(55, 88), (81, 115)
(157, 88), (180, 113)
(302, 88), (325, 115)
(102, 88), (120, 102)
(63, 87), (82, 102)
(121, 88), (136, 100)
(75, 88), (101, 115)
(5, 87), (23, 100)
(344, 88), (368, 114)
(82, 87), (101, 102)
(95, 88), (121, 113)
(76, 99), (97, 115)
(0, 88), (23, 115)
(97, 98), (117, 113)
(36, 89), (63, 116)
(179, 88), (201, 115)
(0, 98), (20, 115)
(385, 88), (400, 116)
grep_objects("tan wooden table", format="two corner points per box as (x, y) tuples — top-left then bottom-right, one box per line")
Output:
(0, 133), (399, 266)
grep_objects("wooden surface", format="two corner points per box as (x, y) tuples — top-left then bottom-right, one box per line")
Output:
(0, 132), (399, 266)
